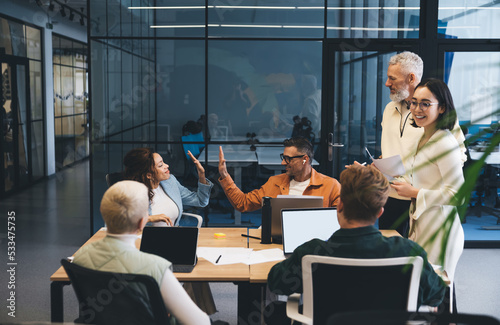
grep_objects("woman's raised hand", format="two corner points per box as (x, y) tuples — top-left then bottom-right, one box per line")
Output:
(187, 150), (207, 184)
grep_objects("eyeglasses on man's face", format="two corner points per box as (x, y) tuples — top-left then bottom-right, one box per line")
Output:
(409, 100), (440, 111)
(280, 153), (305, 164)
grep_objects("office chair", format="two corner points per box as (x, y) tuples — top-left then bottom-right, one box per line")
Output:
(286, 255), (423, 325)
(105, 173), (203, 228)
(105, 172), (124, 187)
(326, 310), (500, 325)
(61, 259), (171, 325)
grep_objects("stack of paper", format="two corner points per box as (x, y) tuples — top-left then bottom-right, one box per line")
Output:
(373, 155), (406, 181)
(365, 148), (405, 181)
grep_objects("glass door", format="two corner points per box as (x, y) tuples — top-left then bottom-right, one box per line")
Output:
(1, 56), (31, 195)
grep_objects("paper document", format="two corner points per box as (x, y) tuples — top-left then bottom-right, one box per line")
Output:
(197, 247), (285, 265)
(197, 247), (253, 265)
(372, 155), (405, 181)
(244, 249), (285, 265)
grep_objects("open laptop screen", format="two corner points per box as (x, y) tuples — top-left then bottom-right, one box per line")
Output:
(270, 196), (324, 242)
(140, 227), (198, 269)
(281, 208), (340, 255)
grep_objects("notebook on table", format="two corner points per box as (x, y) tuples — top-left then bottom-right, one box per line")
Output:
(140, 226), (199, 273)
(270, 195), (324, 243)
(281, 207), (340, 257)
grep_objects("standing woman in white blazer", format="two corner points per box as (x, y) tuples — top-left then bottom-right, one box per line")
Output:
(390, 78), (464, 285)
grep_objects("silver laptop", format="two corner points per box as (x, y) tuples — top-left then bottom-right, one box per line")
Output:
(270, 196), (324, 243)
(281, 208), (340, 257)
(140, 226), (199, 273)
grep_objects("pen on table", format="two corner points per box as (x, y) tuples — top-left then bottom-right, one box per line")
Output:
(215, 255), (222, 264)
(241, 234), (261, 240)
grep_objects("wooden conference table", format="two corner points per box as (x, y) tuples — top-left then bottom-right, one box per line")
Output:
(50, 227), (401, 323)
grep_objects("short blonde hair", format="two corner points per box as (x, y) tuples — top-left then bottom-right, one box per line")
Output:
(100, 180), (149, 234)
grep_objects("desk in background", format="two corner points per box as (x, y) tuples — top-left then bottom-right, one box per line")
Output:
(198, 145), (258, 225)
(469, 148), (500, 166)
(467, 148), (500, 226)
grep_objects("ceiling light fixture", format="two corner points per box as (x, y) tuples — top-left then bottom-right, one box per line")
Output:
(60, 6), (66, 17)
(69, 10), (75, 21)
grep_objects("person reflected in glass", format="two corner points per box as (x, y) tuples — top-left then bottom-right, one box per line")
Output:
(225, 80), (252, 137)
(390, 78), (464, 284)
(123, 147), (213, 226)
(300, 74), (321, 138)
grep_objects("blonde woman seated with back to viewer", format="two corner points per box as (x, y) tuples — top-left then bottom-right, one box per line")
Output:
(123, 147), (213, 226)
(123, 147), (217, 315)
(73, 180), (211, 325)
(390, 78), (464, 284)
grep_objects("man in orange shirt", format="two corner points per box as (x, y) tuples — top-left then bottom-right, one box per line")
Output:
(218, 137), (341, 212)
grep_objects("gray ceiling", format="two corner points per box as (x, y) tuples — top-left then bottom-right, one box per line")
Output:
(34, 0), (88, 25)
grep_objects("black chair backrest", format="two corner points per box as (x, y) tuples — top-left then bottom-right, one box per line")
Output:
(106, 172), (124, 187)
(61, 259), (170, 325)
(327, 310), (500, 325)
(312, 262), (413, 325)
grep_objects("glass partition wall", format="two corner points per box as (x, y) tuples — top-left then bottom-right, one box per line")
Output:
(53, 35), (89, 169)
(89, 1), (500, 246)
(0, 16), (44, 197)
(89, 1), (329, 231)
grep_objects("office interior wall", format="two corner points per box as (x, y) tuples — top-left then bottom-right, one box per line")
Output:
(1, 0), (86, 180)
(87, 2), (500, 242)
(52, 35), (89, 170)
(87, 1), (422, 230)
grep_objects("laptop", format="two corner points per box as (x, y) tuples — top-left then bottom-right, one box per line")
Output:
(281, 207), (340, 257)
(140, 226), (199, 273)
(270, 196), (324, 243)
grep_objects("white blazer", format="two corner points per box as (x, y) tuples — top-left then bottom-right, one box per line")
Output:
(408, 129), (465, 282)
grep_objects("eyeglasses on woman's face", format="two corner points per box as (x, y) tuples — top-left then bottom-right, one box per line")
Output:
(409, 100), (439, 111)
(280, 153), (305, 164)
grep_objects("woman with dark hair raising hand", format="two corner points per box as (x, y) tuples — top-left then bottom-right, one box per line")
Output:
(123, 147), (213, 226)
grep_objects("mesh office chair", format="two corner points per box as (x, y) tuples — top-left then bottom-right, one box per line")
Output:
(286, 255), (423, 325)
(61, 259), (171, 325)
(105, 172), (203, 228)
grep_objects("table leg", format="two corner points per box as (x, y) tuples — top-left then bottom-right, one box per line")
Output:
(237, 282), (265, 325)
(51, 281), (70, 322)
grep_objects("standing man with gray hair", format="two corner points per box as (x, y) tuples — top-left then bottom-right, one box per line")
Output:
(380, 51), (466, 236)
